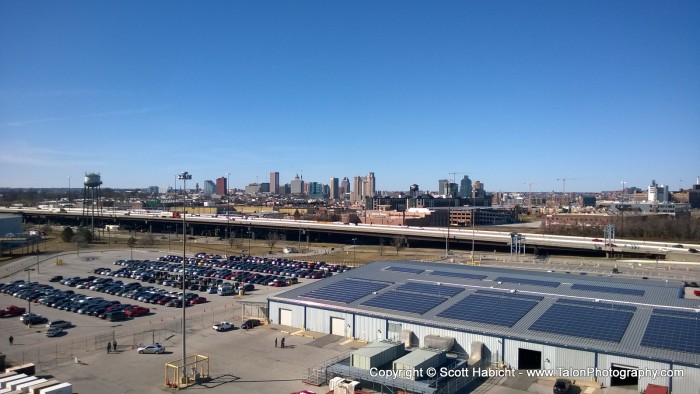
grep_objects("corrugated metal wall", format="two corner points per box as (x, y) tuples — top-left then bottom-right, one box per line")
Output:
(554, 348), (595, 380)
(597, 353), (670, 390)
(672, 365), (700, 394)
(305, 307), (354, 336)
(355, 315), (386, 342)
(268, 301), (305, 328)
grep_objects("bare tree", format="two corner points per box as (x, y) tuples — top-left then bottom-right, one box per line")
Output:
(140, 232), (155, 246)
(391, 235), (407, 255)
(266, 232), (280, 253)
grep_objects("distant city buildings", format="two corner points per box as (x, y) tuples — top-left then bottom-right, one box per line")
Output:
(203, 180), (216, 196)
(215, 177), (227, 196)
(290, 174), (304, 195)
(270, 171), (279, 194)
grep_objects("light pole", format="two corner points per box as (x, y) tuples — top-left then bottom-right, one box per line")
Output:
(178, 171), (192, 378)
(24, 268), (35, 316)
(352, 238), (357, 266)
(227, 172), (231, 253)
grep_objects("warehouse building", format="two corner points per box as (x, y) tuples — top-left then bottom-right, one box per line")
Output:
(269, 261), (700, 393)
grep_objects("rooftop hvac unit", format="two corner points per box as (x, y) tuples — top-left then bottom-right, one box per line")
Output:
(334, 380), (360, 394)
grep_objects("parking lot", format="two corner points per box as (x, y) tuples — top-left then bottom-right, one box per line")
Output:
(0, 249), (355, 394)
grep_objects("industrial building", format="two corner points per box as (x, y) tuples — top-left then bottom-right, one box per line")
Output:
(269, 261), (700, 393)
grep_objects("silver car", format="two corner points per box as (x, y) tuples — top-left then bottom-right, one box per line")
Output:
(45, 326), (63, 337)
(137, 343), (165, 354)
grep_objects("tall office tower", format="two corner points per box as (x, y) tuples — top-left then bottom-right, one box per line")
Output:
(352, 176), (363, 202)
(291, 174), (304, 195)
(204, 180), (216, 196)
(439, 179), (449, 196)
(330, 177), (339, 200)
(365, 172), (376, 198)
(459, 176), (472, 198)
(216, 177), (227, 195)
(473, 181), (485, 198)
(270, 171), (280, 194)
(410, 184), (420, 197)
(340, 177), (350, 197)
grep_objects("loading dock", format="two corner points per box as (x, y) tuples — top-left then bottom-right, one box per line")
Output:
(518, 348), (542, 370)
(279, 308), (292, 326)
(610, 363), (639, 387)
(330, 317), (345, 336)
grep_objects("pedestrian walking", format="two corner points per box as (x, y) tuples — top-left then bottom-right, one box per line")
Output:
(281, 338), (285, 348)
(113, 339), (117, 352)
(274, 338), (278, 348)
(9, 336), (13, 346)
(107, 342), (112, 353)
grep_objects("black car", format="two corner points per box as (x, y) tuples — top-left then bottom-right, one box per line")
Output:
(49, 275), (63, 282)
(241, 319), (262, 329)
(553, 378), (572, 394)
(24, 315), (49, 325)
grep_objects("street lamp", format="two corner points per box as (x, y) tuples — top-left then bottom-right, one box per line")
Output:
(24, 268), (36, 316)
(352, 238), (357, 266)
(227, 172), (231, 253)
(178, 171), (192, 377)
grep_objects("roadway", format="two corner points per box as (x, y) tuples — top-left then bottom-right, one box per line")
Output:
(3, 207), (700, 258)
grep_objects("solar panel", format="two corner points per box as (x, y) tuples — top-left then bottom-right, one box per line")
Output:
(437, 294), (538, 327)
(303, 279), (389, 304)
(362, 291), (448, 314)
(397, 283), (463, 297)
(641, 314), (700, 353)
(476, 289), (544, 301)
(386, 266), (425, 274)
(651, 308), (700, 318)
(495, 277), (560, 288)
(571, 284), (645, 296)
(429, 271), (487, 280)
(530, 304), (633, 342)
(556, 298), (637, 312)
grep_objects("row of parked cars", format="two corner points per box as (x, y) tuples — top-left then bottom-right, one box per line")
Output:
(0, 279), (151, 323)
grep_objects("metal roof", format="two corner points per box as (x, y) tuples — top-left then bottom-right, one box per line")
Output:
(271, 260), (700, 366)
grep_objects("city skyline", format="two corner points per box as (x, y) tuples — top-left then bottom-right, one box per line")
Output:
(1, 1), (698, 192)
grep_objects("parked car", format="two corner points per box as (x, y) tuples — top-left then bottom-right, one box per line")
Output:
(24, 315), (48, 325)
(689, 248), (699, 253)
(0, 305), (26, 318)
(49, 275), (63, 282)
(46, 320), (72, 329)
(241, 319), (262, 329)
(106, 311), (128, 322)
(124, 306), (149, 317)
(553, 378), (572, 394)
(137, 343), (165, 354)
(213, 321), (234, 331)
(45, 326), (64, 337)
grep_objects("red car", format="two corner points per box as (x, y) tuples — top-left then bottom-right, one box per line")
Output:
(0, 305), (26, 318)
(190, 297), (207, 305)
(125, 306), (150, 317)
(592, 238), (603, 242)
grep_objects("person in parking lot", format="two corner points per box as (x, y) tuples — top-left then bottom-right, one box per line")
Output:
(281, 338), (285, 348)
(274, 338), (277, 348)
(107, 342), (112, 353)
(113, 339), (117, 352)
(9, 336), (13, 346)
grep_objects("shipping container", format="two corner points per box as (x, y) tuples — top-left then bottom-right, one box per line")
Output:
(351, 340), (405, 370)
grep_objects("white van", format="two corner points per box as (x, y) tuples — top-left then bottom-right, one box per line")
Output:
(217, 285), (235, 296)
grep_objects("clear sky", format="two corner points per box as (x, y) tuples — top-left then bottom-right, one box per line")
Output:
(1, 1), (698, 193)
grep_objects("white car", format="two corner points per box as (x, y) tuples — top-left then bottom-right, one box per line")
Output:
(45, 326), (63, 337)
(137, 343), (165, 354)
(213, 321), (234, 331)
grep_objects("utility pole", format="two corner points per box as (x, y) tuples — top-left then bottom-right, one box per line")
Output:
(178, 171), (192, 379)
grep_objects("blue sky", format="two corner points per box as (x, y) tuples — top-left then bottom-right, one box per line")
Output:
(1, 1), (698, 193)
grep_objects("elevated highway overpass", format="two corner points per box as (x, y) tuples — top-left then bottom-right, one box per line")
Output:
(3, 207), (699, 259)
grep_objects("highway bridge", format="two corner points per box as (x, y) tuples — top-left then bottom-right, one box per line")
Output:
(3, 207), (699, 258)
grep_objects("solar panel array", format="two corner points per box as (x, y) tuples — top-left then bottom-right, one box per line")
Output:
(651, 308), (700, 318)
(530, 303), (634, 342)
(556, 298), (637, 312)
(571, 284), (645, 296)
(429, 271), (487, 280)
(362, 291), (448, 315)
(495, 277), (560, 288)
(303, 279), (389, 304)
(475, 289), (544, 301)
(437, 294), (538, 327)
(641, 309), (700, 353)
(385, 266), (425, 274)
(397, 282), (463, 297)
